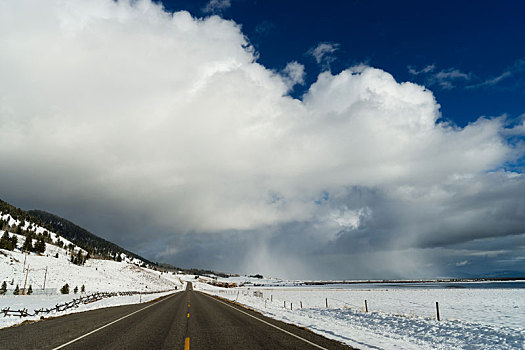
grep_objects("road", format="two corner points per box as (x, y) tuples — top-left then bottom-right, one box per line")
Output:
(0, 282), (353, 349)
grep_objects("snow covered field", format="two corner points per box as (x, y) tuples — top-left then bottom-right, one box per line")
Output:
(196, 282), (524, 349)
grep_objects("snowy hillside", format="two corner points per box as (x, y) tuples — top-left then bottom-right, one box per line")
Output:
(0, 210), (183, 293)
(0, 210), (184, 329)
(27, 209), (149, 264)
(1, 212), (83, 255)
(0, 247), (181, 294)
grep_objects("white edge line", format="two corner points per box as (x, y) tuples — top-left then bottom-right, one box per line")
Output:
(52, 292), (178, 350)
(200, 292), (328, 350)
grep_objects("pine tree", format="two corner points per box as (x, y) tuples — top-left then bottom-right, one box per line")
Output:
(0, 281), (6, 295)
(35, 237), (46, 254)
(81, 284), (85, 293)
(10, 235), (17, 250)
(74, 286), (78, 294)
(27, 285), (33, 295)
(60, 283), (69, 294)
(13, 284), (19, 295)
(76, 250), (84, 265)
(22, 233), (33, 252)
(0, 232), (8, 249)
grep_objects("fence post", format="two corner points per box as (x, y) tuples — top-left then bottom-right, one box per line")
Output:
(436, 302), (440, 321)
(365, 300), (368, 312)
(325, 298), (328, 308)
(300, 301), (303, 309)
(291, 302), (293, 310)
(2, 307), (10, 317)
(284, 301), (286, 308)
(271, 295), (273, 302)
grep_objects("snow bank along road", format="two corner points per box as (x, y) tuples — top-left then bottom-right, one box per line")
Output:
(0, 283), (351, 349)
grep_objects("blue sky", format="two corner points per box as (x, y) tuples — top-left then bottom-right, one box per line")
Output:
(1, 0), (524, 279)
(161, 0), (525, 128)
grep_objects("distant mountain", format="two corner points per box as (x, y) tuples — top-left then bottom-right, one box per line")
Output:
(28, 209), (152, 265)
(158, 262), (231, 278)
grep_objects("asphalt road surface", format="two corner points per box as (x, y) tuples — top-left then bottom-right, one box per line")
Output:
(0, 283), (353, 349)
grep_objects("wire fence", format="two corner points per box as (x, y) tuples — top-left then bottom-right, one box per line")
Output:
(207, 287), (443, 321)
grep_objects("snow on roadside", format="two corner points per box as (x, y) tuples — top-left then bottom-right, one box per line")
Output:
(0, 290), (180, 329)
(195, 283), (525, 350)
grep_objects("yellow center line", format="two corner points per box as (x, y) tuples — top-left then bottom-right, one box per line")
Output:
(185, 337), (190, 350)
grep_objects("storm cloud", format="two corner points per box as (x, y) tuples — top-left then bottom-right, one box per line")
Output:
(1, 0), (523, 278)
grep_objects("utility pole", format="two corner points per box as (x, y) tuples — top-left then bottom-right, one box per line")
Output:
(22, 264), (30, 295)
(43, 267), (48, 291)
(23, 251), (27, 273)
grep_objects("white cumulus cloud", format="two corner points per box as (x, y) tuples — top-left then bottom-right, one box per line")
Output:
(0, 0), (523, 278)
